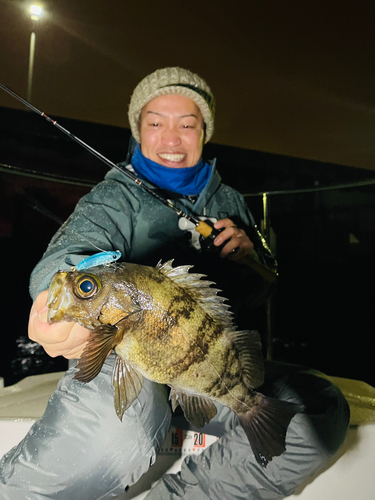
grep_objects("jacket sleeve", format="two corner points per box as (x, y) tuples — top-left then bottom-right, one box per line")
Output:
(29, 174), (138, 301)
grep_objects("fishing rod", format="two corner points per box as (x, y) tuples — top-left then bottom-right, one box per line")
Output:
(0, 83), (277, 283)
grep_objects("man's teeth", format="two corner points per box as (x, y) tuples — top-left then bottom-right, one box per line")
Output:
(158, 153), (186, 162)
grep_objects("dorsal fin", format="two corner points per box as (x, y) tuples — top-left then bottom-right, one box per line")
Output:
(156, 259), (233, 328)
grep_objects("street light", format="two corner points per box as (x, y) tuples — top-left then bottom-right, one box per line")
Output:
(27, 4), (43, 102)
(30, 4), (42, 21)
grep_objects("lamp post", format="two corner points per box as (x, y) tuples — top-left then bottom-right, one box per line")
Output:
(27, 4), (43, 102)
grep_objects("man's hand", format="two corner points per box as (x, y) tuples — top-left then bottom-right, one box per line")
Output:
(28, 290), (90, 359)
(213, 218), (254, 260)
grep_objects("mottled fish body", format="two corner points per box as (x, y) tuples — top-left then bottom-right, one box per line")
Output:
(47, 260), (302, 466)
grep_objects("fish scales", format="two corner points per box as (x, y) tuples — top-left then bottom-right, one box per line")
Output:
(114, 266), (226, 384)
(47, 260), (303, 467)
(116, 306), (213, 383)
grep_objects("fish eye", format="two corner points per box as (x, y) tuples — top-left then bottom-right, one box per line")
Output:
(74, 275), (100, 299)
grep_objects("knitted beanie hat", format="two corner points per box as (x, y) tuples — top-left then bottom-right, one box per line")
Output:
(128, 67), (215, 143)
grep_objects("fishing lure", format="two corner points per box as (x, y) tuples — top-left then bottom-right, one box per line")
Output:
(74, 251), (122, 271)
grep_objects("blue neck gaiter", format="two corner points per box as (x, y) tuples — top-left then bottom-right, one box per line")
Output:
(131, 144), (212, 196)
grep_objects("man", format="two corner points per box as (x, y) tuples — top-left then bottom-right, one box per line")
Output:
(0, 67), (349, 499)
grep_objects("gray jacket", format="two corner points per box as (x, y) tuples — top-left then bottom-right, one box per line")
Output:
(30, 159), (276, 314)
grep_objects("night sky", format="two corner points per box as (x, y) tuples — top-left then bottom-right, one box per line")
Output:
(1, 0), (375, 170)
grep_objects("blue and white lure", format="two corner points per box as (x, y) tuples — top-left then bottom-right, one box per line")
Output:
(74, 250), (122, 272)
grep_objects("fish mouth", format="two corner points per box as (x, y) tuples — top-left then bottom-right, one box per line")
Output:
(47, 271), (73, 323)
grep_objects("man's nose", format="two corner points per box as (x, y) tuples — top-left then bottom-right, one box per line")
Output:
(161, 126), (181, 146)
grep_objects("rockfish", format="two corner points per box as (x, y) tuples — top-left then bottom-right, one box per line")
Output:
(47, 260), (301, 466)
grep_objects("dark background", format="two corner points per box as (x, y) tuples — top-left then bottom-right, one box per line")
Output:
(1, 0), (375, 170)
(1, 106), (374, 387)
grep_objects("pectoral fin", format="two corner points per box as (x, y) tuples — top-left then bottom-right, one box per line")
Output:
(75, 324), (123, 383)
(170, 388), (217, 428)
(113, 355), (143, 421)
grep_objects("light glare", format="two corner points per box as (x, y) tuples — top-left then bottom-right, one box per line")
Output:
(30, 4), (42, 20)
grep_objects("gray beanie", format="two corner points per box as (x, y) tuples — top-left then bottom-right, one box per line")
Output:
(128, 67), (215, 143)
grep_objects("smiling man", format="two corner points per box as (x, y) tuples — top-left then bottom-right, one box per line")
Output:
(131, 94), (214, 203)
(0, 67), (349, 500)
(140, 94), (205, 167)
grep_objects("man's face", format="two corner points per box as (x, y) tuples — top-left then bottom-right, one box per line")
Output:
(139, 94), (205, 168)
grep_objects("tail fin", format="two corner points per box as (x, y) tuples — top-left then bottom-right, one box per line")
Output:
(237, 396), (304, 467)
